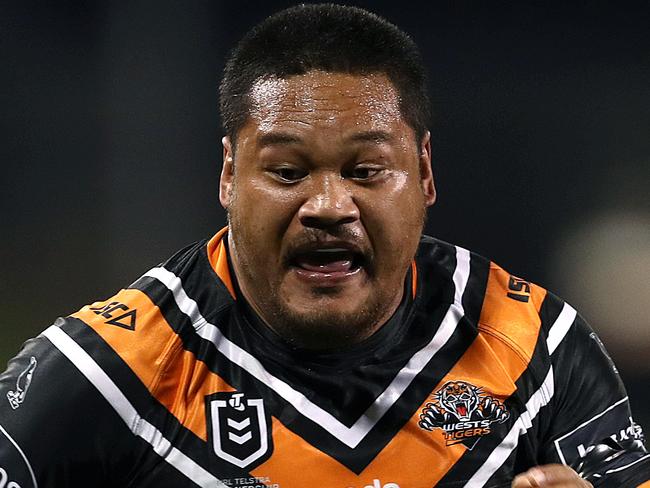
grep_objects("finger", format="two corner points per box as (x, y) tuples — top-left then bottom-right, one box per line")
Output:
(512, 468), (547, 488)
(511, 465), (593, 487)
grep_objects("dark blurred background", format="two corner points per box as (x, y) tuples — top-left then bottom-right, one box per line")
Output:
(1, 1), (648, 430)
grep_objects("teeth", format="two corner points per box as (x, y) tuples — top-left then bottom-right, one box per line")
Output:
(313, 248), (349, 253)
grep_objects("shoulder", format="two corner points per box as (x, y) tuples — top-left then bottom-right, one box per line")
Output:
(0, 234), (238, 482)
(64, 235), (235, 396)
(415, 238), (649, 487)
(415, 235), (573, 366)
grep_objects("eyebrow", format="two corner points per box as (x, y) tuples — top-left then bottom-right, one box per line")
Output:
(256, 130), (394, 147)
(348, 130), (394, 144)
(257, 132), (302, 147)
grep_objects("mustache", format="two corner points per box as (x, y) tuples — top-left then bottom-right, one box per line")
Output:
(282, 227), (374, 269)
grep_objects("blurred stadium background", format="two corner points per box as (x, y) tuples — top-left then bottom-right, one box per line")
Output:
(1, 1), (649, 431)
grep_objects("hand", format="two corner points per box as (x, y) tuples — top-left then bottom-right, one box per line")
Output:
(511, 464), (593, 487)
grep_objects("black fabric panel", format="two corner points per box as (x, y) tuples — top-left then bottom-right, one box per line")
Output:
(164, 239), (236, 315)
(462, 251), (490, 326)
(132, 238), (235, 320)
(542, 312), (649, 485)
(537, 291), (565, 337)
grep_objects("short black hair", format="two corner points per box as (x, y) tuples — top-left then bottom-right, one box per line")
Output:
(219, 3), (430, 145)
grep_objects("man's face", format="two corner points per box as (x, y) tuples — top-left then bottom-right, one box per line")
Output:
(220, 71), (435, 349)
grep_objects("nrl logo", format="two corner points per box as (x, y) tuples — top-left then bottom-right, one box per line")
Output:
(206, 391), (272, 469)
(418, 380), (509, 449)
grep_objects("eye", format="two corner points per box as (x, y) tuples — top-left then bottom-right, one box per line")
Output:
(270, 166), (308, 182)
(346, 165), (384, 181)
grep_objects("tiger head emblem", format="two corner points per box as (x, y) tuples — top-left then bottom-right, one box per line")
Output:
(419, 380), (510, 445)
(435, 380), (481, 421)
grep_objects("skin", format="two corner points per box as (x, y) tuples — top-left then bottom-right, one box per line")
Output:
(219, 70), (588, 485)
(220, 71), (435, 349)
(512, 465), (593, 487)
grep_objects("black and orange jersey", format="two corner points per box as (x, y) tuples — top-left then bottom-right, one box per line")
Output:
(1, 228), (648, 487)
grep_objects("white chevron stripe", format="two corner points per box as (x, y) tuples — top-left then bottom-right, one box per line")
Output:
(546, 302), (577, 355)
(143, 245), (472, 448)
(465, 301), (582, 485)
(464, 367), (555, 487)
(42, 326), (227, 488)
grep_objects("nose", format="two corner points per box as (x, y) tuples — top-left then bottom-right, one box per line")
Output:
(298, 174), (360, 228)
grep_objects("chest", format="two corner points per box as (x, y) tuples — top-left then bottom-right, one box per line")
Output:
(129, 335), (546, 488)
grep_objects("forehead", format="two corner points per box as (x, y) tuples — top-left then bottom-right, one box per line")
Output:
(247, 71), (403, 134)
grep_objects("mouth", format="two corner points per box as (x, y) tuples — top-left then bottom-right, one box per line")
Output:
(287, 245), (367, 286)
(456, 404), (468, 418)
(293, 247), (364, 272)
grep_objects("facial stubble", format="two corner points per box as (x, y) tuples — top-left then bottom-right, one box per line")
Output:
(226, 181), (427, 350)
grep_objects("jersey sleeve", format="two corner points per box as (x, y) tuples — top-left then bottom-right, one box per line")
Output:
(0, 319), (137, 487)
(539, 300), (650, 487)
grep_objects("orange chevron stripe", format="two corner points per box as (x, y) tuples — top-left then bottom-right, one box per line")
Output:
(207, 226), (236, 299)
(411, 260), (417, 299)
(479, 263), (546, 378)
(71, 289), (235, 441)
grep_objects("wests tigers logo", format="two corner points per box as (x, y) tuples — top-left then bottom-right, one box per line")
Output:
(418, 380), (509, 449)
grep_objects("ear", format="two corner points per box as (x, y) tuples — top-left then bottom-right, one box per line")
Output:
(219, 136), (235, 209)
(419, 131), (436, 206)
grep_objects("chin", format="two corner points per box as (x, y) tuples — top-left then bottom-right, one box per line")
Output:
(262, 276), (403, 349)
(271, 299), (384, 349)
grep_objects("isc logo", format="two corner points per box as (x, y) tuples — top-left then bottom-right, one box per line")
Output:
(89, 301), (137, 330)
(506, 275), (531, 303)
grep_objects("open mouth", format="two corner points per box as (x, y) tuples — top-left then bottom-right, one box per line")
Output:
(456, 404), (468, 418)
(291, 248), (365, 274)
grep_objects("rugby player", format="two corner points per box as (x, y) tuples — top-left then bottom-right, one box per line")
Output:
(1, 4), (647, 487)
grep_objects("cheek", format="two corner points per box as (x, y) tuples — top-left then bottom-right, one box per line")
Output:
(357, 174), (425, 271)
(361, 172), (425, 231)
(233, 177), (303, 228)
(250, 178), (300, 205)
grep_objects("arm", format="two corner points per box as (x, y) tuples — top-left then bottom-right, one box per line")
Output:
(533, 305), (649, 487)
(0, 322), (136, 487)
